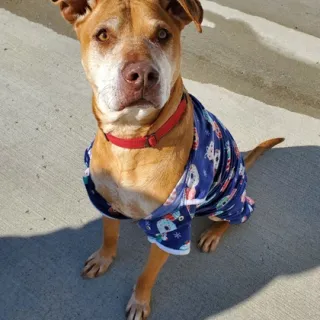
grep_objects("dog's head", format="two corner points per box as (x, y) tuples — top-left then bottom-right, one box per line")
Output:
(52, 0), (202, 126)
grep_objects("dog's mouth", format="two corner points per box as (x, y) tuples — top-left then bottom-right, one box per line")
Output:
(119, 90), (161, 111)
(127, 98), (155, 109)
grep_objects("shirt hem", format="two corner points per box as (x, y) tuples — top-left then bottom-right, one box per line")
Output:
(147, 237), (190, 255)
(100, 212), (118, 220)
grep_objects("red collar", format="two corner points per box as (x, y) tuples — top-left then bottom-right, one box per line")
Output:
(105, 96), (187, 149)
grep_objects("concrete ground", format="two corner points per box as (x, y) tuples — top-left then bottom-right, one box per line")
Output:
(0, 1), (319, 320)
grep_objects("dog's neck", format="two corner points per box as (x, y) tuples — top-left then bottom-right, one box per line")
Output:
(92, 77), (185, 139)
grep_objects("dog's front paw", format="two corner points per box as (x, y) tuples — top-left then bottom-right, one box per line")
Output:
(81, 248), (114, 279)
(126, 290), (151, 320)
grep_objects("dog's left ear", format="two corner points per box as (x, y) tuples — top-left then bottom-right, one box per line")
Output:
(51, 0), (96, 24)
(167, 0), (203, 33)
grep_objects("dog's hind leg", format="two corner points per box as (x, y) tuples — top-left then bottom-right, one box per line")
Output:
(81, 216), (120, 279)
(198, 219), (230, 253)
(198, 137), (284, 253)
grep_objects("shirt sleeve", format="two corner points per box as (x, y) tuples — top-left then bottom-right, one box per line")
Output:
(139, 209), (192, 255)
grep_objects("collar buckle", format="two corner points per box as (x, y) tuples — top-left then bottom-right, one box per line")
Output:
(145, 133), (158, 148)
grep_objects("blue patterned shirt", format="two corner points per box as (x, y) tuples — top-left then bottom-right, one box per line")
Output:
(83, 95), (255, 255)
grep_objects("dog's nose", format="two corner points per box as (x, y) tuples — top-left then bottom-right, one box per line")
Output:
(122, 62), (159, 91)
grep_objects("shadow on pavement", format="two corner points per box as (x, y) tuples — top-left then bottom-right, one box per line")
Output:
(1, 146), (319, 320)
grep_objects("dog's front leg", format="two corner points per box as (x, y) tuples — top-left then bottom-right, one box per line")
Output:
(81, 216), (120, 278)
(126, 244), (169, 320)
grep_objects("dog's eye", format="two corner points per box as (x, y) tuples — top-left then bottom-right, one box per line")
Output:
(157, 28), (170, 41)
(96, 29), (108, 42)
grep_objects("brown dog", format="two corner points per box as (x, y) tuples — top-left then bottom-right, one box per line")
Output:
(51, 1), (284, 319)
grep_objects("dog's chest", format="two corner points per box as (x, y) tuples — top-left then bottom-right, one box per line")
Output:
(90, 167), (161, 219)
(89, 144), (184, 220)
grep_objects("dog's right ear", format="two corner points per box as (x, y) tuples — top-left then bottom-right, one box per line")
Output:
(51, 0), (96, 24)
(166, 0), (203, 33)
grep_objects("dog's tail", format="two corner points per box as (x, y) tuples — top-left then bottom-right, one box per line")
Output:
(244, 138), (285, 170)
